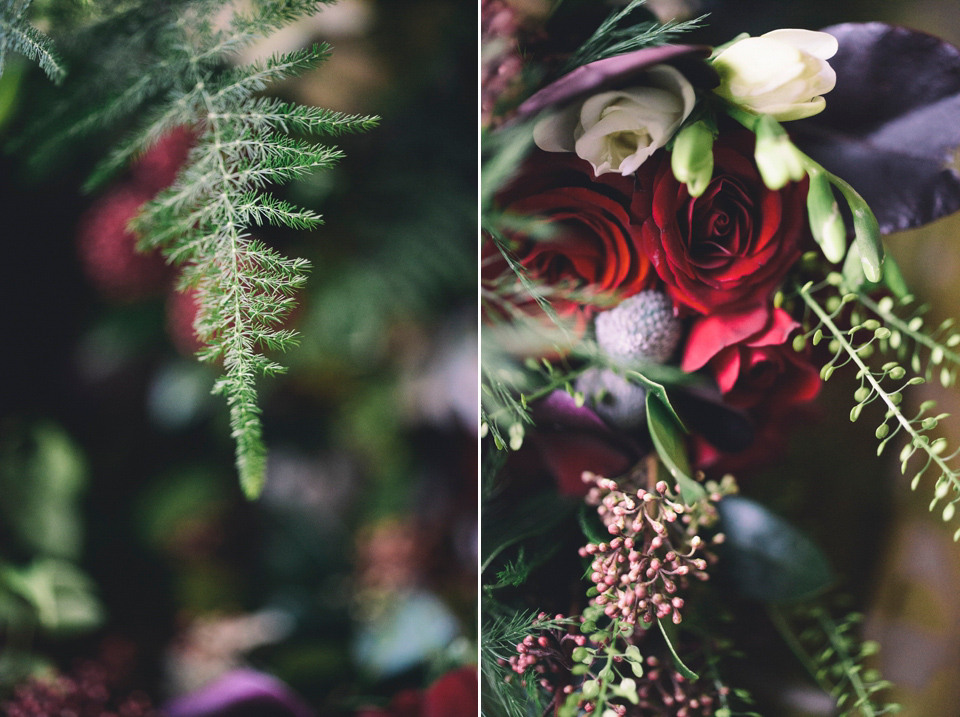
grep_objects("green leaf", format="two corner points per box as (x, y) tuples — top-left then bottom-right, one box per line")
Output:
(645, 393), (706, 504)
(656, 617), (698, 679)
(482, 491), (577, 573)
(717, 495), (833, 602)
(578, 503), (611, 545)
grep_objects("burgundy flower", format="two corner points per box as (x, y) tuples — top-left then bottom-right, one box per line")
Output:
(637, 132), (808, 315)
(76, 127), (195, 302)
(526, 389), (643, 497)
(682, 305), (820, 411)
(488, 152), (655, 322)
(356, 667), (478, 717)
(131, 126), (196, 193)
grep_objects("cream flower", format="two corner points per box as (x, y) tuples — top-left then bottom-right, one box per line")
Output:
(533, 65), (695, 176)
(712, 29), (838, 121)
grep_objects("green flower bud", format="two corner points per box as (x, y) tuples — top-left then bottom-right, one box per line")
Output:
(753, 115), (806, 190)
(670, 120), (714, 197)
(806, 170), (847, 263)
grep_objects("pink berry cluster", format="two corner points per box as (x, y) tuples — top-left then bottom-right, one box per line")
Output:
(505, 613), (584, 696)
(632, 655), (727, 717)
(578, 473), (717, 627)
(2, 662), (161, 717)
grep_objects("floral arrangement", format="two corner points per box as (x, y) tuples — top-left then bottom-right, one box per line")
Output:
(482, 1), (960, 715)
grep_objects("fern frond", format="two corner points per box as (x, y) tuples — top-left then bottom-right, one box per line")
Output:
(797, 282), (960, 535)
(0, 0), (65, 82)
(38, 0), (377, 497)
(560, 0), (708, 74)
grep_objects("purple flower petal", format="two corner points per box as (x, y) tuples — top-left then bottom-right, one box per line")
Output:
(516, 45), (716, 119)
(164, 669), (315, 717)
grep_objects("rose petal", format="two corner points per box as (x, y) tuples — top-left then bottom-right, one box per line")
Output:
(681, 306), (772, 372)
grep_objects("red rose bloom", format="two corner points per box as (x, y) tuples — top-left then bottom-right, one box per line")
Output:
(637, 132), (808, 315)
(682, 305), (821, 473)
(489, 152), (655, 321)
(682, 305), (820, 410)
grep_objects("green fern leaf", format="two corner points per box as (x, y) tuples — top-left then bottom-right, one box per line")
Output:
(37, 0), (377, 497)
(0, 0), (65, 82)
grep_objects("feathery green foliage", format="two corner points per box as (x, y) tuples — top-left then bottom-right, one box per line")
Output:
(560, 0), (708, 74)
(30, 0), (377, 497)
(0, 0), (64, 82)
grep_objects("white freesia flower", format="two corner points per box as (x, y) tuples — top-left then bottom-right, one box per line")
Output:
(712, 29), (838, 121)
(533, 65), (696, 176)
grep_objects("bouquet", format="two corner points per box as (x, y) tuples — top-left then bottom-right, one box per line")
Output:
(481, 1), (960, 715)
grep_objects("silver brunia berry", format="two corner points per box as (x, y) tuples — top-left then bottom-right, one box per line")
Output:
(594, 290), (681, 363)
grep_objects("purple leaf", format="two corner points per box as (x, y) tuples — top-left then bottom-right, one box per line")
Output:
(529, 390), (643, 496)
(164, 669), (315, 717)
(516, 45), (715, 120)
(792, 23), (960, 234)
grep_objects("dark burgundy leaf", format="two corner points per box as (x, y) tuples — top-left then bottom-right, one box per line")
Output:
(529, 390), (644, 496)
(516, 45), (716, 120)
(792, 23), (960, 234)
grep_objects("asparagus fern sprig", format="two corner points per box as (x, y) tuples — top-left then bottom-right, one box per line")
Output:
(0, 0), (64, 82)
(36, 0), (377, 498)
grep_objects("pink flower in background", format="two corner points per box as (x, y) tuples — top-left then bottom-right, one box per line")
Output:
(76, 184), (172, 301)
(76, 127), (195, 302)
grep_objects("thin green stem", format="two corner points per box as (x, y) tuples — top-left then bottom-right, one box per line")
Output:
(858, 292), (960, 368)
(799, 283), (958, 489)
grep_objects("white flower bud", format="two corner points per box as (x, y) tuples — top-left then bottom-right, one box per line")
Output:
(533, 65), (696, 176)
(712, 29), (838, 121)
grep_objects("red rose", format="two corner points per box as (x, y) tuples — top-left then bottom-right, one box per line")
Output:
(637, 132), (808, 315)
(682, 305), (820, 473)
(488, 152), (655, 321)
(682, 305), (820, 410)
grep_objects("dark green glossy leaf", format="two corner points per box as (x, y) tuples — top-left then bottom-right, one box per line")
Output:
(482, 491), (577, 573)
(645, 393), (706, 504)
(656, 617), (698, 679)
(717, 496), (833, 602)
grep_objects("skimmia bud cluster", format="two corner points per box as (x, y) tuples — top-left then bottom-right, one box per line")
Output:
(2, 662), (160, 717)
(579, 471), (724, 627)
(633, 655), (727, 717)
(505, 614), (585, 700)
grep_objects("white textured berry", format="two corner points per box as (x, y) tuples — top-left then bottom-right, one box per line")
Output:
(594, 291), (682, 363)
(576, 368), (647, 430)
